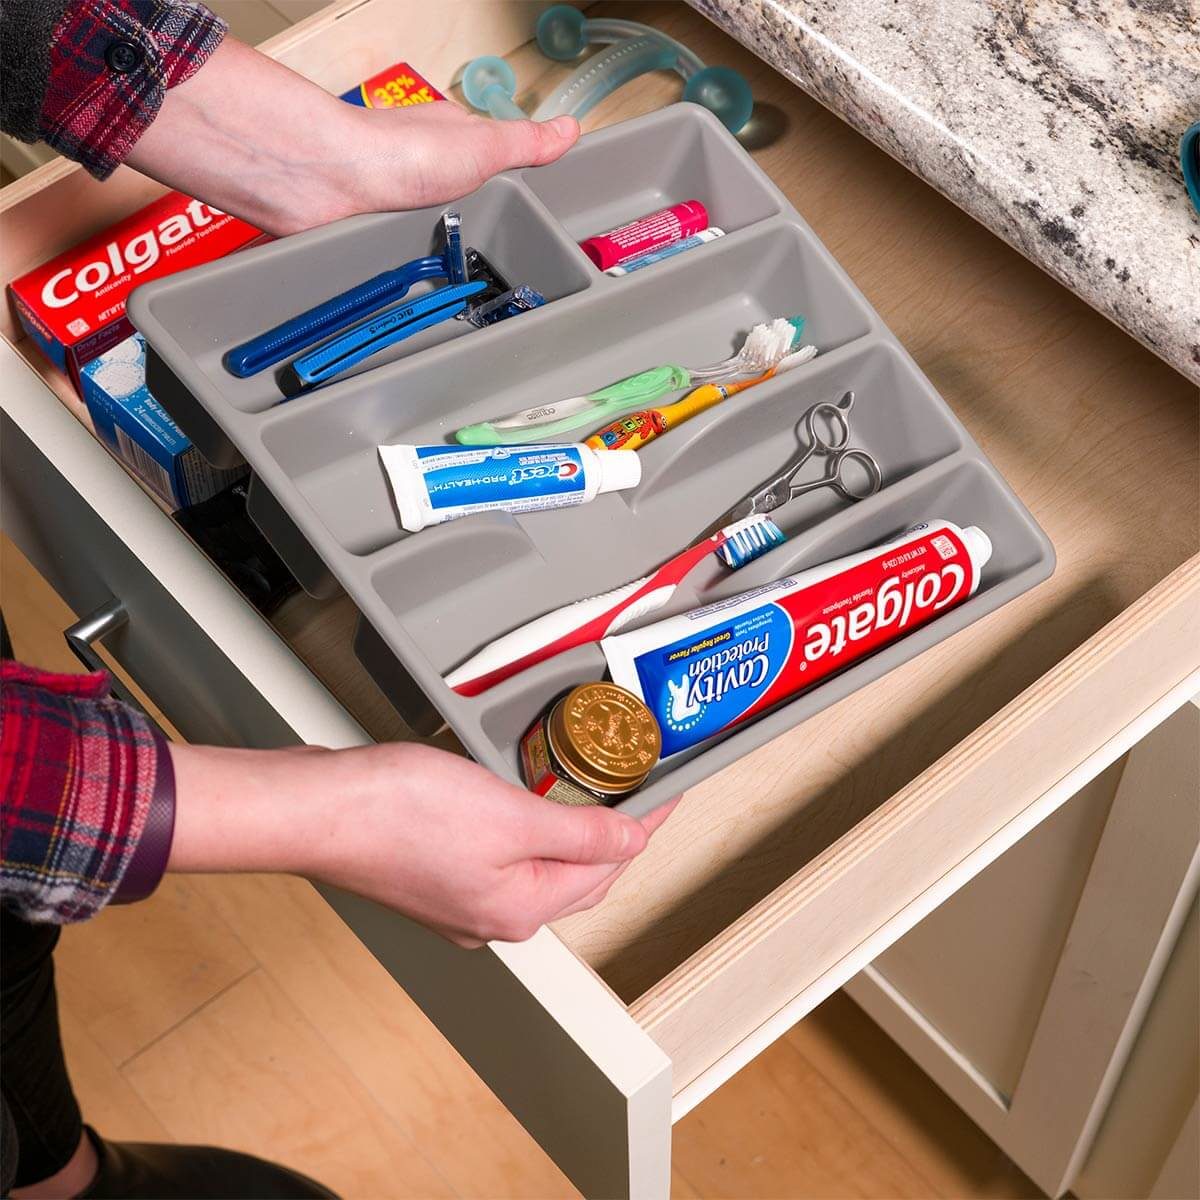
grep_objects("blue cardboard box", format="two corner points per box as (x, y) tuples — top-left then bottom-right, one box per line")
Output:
(80, 334), (245, 510)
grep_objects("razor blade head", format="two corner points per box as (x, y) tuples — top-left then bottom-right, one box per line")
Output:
(440, 211), (467, 284)
(718, 515), (786, 568)
(463, 285), (546, 328)
(464, 247), (512, 300)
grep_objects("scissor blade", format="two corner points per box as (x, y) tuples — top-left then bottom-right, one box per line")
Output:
(693, 495), (765, 545)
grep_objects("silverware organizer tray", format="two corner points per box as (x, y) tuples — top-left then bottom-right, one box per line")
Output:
(130, 105), (1054, 816)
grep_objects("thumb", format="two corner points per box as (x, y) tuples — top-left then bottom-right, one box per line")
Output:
(523, 801), (648, 865)
(484, 114), (579, 172)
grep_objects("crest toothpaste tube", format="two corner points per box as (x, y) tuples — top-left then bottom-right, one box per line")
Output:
(603, 520), (992, 757)
(379, 442), (640, 532)
(604, 228), (726, 276)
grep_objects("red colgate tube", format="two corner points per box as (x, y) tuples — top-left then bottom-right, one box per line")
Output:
(603, 520), (994, 757)
(578, 200), (709, 270)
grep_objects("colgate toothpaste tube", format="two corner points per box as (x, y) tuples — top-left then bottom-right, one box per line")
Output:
(8, 192), (262, 391)
(579, 200), (709, 270)
(603, 520), (993, 757)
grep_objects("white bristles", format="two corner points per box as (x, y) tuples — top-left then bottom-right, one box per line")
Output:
(690, 317), (803, 383)
(716, 514), (787, 568)
(774, 344), (819, 373)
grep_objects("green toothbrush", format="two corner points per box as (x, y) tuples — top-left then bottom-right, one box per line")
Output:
(454, 315), (806, 446)
(456, 364), (689, 446)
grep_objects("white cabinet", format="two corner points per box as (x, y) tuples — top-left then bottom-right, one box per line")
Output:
(847, 699), (1200, 1197)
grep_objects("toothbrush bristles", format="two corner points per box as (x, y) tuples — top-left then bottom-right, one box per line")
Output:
(692, 315), (808, 382)
(717, 515), (787, 568)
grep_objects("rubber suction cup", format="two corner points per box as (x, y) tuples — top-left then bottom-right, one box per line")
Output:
(684, 65), (754, 133)
(536, 5), (588, 61)
(462, 56), (517, 112)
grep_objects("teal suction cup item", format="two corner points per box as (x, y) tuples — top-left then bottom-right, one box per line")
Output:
(684, 65), (754, 134)
(532, 35), (678, 124)
(1182, 120), (1200, 215)
(462, 55), (527, 120)
(529, 7), (754, 133)
(536, 5), (588, 60)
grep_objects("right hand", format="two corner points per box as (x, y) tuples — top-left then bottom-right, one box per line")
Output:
(169, 742), (678, 948)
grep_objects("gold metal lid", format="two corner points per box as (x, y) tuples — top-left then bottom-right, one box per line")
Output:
(547, 683), (662, 795)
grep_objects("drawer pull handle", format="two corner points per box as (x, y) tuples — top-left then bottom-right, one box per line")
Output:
(65, 599), (168, 738)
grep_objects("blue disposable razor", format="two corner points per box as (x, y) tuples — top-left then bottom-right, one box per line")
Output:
(278, 279), (487, 396)
(225, 211), (469, 378)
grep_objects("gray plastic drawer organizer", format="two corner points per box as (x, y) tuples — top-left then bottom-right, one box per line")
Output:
(130, 105), (1054, 816)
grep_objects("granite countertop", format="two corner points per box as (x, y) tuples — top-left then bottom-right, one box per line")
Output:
(689, 0), (1200, 384)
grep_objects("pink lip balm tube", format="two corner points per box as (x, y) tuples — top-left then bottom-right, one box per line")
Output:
(579, 200), (709, 270)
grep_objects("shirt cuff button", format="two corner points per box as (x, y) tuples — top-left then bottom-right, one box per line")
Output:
(105, 40), (143, 73)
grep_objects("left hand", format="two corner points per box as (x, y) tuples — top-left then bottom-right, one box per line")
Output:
(126, 37), (580, 235)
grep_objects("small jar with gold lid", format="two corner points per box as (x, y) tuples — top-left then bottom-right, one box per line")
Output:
(520, 682), (662, 806)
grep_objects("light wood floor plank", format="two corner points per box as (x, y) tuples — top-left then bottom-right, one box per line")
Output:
(55, 878), (257, 1066)
(56, 1008), (173, 1144)
(193, 872), (576, 1198)
(787, 995), (1039, 1198)
(121, 968), (456, 1199)
(671, 1032), (940, 1199)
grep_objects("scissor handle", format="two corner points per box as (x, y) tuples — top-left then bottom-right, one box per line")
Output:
(801, 393), (854, 456)
(788, 446), (882, 502)
(827, 448), (883, 501)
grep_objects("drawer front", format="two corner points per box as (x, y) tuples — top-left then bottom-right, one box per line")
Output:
(1, 341), (365, 750)
(631, 556), (1200, 1100)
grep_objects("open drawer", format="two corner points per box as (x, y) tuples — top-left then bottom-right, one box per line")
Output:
(2, 2), (1198, 1196)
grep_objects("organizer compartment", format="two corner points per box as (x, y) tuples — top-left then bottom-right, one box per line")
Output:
(127, 104), (1055, 815)
(138, 174), (594, 453)
(520, 101), (783, 245)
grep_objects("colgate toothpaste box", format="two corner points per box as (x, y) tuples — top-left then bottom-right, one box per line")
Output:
(8, 192), (262, 392)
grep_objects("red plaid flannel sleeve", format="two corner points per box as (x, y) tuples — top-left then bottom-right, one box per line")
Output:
(41, 1), (227, 179)
(1, 661), (170, 923)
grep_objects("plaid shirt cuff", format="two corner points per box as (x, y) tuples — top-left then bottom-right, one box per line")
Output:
(1, 661), (172, 923)
(41, 1), (227, 180)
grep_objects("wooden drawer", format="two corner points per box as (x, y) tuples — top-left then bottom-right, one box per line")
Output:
(3, 3), (1198, 1195)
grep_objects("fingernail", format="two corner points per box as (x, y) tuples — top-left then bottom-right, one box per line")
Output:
(549, 115), (579, 138)
(620, 817), (645, 857)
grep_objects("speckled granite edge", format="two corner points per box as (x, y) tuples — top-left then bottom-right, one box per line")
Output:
(689, 0), (1200, 384)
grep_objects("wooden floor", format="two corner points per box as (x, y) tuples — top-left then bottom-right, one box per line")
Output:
(2, 532), (1037, 1199)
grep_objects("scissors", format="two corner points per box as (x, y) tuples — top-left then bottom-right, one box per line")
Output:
(702, 390), (882, 535)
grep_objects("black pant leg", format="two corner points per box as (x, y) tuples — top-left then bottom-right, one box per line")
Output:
(1, 906), (84, 1190)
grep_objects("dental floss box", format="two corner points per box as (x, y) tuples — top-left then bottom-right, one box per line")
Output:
(339, 62), (445, 108)
(8, 192), (262, 394)
(80, 334), (246, 511)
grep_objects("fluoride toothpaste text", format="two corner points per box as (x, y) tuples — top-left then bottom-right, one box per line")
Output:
(603, 520), (993, 756)
(379, 442), (641, 532)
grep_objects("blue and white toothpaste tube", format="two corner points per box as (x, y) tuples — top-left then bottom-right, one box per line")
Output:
(603, 520), (992, 757)
(379, 442), (641, 532)
(603, 228), (725, 276)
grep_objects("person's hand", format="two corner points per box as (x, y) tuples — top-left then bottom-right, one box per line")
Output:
(125, 38), (580, 235)
(168, 742), (678, 948)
